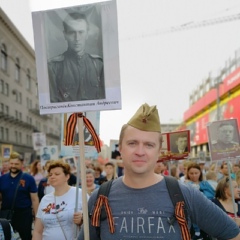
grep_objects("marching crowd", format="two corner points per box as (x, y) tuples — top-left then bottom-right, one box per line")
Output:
(0, 103), (240, 239)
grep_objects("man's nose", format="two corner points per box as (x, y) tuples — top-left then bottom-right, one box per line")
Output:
(75, 32), (81, 40)
(135, 145), (145, 156)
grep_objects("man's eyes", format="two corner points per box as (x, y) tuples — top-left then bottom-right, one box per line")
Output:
(146, 143), (154, 148)
(127, 142), (154, 147)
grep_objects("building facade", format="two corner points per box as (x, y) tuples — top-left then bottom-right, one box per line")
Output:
(0, 8), (61, 163)
(181, 48), (240, 159)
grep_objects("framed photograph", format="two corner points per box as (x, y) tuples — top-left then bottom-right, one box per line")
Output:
(207, 119), (240, 161)
(32, 0), (121, 114)
(32, 132), (46, 151)
(109, 139), (121, 161)
(158, 133), (170, 161)
(169, 130), (190, 160)
(63, 156), (77, 173)
(40, 145), (59, 166)
(1, 144), (12, 159)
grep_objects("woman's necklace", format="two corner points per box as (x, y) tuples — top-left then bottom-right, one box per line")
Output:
(54, 194), (68, 240)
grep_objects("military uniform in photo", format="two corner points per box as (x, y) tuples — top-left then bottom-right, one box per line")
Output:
(48, 50), (105, 102)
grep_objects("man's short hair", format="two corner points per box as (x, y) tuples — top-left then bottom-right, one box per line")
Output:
(10, 151), (23, 162)
(218, 122), (234, 130)
(105, 162), (114, 168)
(63, 12), (89, 31)
(176, 133), (187, 140)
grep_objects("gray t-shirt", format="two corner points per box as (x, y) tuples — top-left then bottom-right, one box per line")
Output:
(79, 177), (239, 240)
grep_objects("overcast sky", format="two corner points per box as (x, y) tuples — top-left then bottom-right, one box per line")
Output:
(1, 0), (240, 145)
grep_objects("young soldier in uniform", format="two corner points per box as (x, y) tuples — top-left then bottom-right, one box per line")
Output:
(48, 12), (105, 102)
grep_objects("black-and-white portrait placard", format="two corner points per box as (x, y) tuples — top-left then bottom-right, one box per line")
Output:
(32, 0), (121, 114)
(32, 132), (47, 151)
(169, 130), (190, 160)
(207, 119), (240, 161)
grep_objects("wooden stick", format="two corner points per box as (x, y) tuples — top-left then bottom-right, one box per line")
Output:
(77, 117), (90, 239)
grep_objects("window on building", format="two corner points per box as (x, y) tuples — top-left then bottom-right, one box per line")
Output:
(15, 131), (18, 143)
(19, 132), (22, 144)
(26, 69), (31, 90)
(15, 110), (18, 119)
(5, 128), (9, 141)
(1, 44), (7, 71)
(19, 92), (22, 104)
(0, 79), (3, 93)
(26, 134), (29, 145)
(19, 112), (22, 121)
(4, 83), (9, 96)
(0, 127), (4, 140)
(35, 83), (38, 97)
(15, 58), (20, 81)
(5, 105), (9, 115)
(0, 103), (3, 113)
(29, 99), (32, 109)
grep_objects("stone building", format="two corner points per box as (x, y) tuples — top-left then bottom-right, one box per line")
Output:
(0, 8), (61, 163)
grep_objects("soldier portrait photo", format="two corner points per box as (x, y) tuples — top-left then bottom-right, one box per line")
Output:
(46, 6), (105, 103)
(170, 131), (189, 154)
(207, 119), (240, 161)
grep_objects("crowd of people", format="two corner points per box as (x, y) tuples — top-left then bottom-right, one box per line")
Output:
(0, 153), (119, 239)
(0, 104), (240, 239)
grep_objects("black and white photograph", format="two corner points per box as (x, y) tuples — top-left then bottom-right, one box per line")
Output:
(63, 156), (77, 173)
(110, 139), (120, 160)
(40, 145), (59, 166)
(32, 132), (46, 151)
(32, 0), (121, 114)
(169, 130), (190, 160)
(207, 119), (240, 161)
(47, 9), (105, 103)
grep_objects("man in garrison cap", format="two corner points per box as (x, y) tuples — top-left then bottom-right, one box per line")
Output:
(48, 12), (105, 103)
(79, 103), (239, 240)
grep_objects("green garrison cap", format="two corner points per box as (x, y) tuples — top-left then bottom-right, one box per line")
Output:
(127, 103), (161, 132)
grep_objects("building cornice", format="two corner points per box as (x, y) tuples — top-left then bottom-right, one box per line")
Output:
(0, 7), (35, 59)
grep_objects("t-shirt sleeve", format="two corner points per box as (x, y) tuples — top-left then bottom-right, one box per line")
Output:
(181, 183), (239, 239)
(36, 197), (45, 219)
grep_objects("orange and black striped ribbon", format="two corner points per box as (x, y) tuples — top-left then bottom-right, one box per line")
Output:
(91, 195), (115, 234)
(64, 113), (101, 153)
(175, 201), (191, 240)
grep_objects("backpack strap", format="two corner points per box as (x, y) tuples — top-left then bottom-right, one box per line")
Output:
(0, 218), (11, 240)
(165, 176), (191, 240)
(91, 180), (114, 238)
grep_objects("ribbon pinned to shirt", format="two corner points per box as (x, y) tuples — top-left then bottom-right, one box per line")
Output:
(64, 113), (101, 153)
(91, 195), (115, 234)
(175, 201), (191, 240)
